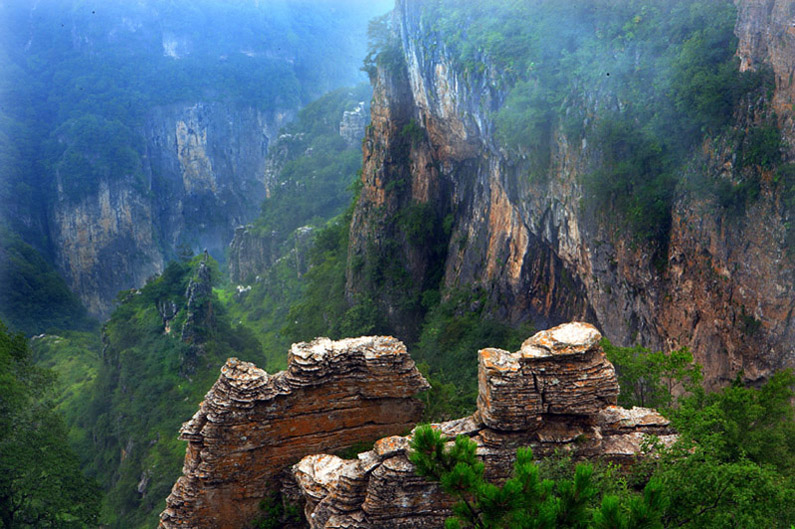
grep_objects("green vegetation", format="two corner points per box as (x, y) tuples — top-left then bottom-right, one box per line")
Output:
(411, 426), (666, 529)
(251, 492), (302, 529)
(0, 0), (386, 256)
(411, 344), (795, 529)
(251, 85), (371, 247)
(418, 0), (776, 252)
(412, 289), (532, 420)
(0, 227), (96, 336)
(223, 85), (372, 368)
(29, 331), (101, 448)
(74, 255), (263, 528)
(361, 12), (404, 80)
(0, 321), (101, 528)
(283, 207), (387, 346)
(602, 340), (702, 409)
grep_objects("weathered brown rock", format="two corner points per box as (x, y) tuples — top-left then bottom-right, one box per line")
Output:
(478, 322), (618, 431)
(158, 336), (429, 529)
(295, 323), (675, 529)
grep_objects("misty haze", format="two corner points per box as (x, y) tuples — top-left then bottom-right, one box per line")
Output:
(1, 1), (794, 528)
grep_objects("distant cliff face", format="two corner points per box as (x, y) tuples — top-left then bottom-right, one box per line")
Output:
(144, 102), (286, 257)
(735, 0), (795, 144)
(346, 0), (795, 386)
(51, 102), (288, 317)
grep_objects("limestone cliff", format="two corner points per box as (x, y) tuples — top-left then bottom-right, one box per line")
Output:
(51, 102), (287, 317)
(227, 87), (371, 284)
(346, 0), (795, 387)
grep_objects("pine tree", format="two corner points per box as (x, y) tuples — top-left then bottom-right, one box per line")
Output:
(409, 425), (664, 529)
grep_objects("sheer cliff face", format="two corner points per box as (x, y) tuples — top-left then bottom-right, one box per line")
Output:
(735, 0), (795, 143)
(144, 102), (284, 258)
(52, 103), (285, 317)
(347, 0), (795, 386)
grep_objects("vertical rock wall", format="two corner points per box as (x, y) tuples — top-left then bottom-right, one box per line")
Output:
(345, 0), (795, 387)
(50, 102), (288, 317)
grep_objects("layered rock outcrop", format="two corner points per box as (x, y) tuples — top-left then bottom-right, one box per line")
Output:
(158, 336), (429, 529)
(346, 0), (795, 387)
(293, 323), (674, 529)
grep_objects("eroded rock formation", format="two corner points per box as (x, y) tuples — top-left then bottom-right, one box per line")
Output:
(293, 323), (674, 529)
(158, 335), (429, 529)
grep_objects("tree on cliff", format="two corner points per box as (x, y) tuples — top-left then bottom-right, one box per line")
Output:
(410, 368), (795, 528)
(409, 425), (665, 529)
(0, 321), (100, 528)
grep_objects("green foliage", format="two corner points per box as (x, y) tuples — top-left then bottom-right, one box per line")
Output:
(672, 370), (795, 472)
(335, 440), (376, 460)
(0, 227), (96, 335)
(640, 370), (795, 527)
(585, 117), (675, 249)
(413, 289), (533, 420)
(74, 256), (263, 527)
(774, 163), (795, 254)
(412, 369), (795, 529)
(251, 491), (302, 529)
(362, 12), (404, 80)
(29, 331), (101, 449)
(0, 321), (101, 528)
(740, 125), (782, 170)
(282, 209), (388, 345)
(46, 115), (145, 202)
(0, 0), (385, 261)
(602, 339), (702, 409)
(224, 85), (372, 369)
(253, 84), (371, 245)
(400, 119), (426, 147)
(409, 425), (665, 529)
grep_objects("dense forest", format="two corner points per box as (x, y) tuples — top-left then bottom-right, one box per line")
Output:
(1, 0), (795, 527)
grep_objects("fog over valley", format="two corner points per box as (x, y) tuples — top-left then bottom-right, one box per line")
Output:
(1, 1), (795, 528)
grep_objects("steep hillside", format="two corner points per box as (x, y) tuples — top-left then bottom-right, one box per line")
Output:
(346, 0), (795, 388)
(73, 252), (264, 528)
(0, 0), (391, 318)
(36, 83), (375, 528)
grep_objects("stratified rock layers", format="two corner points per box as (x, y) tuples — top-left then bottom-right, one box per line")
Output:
(294, 323), (675, 529)
(158, 336), (429, 529)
